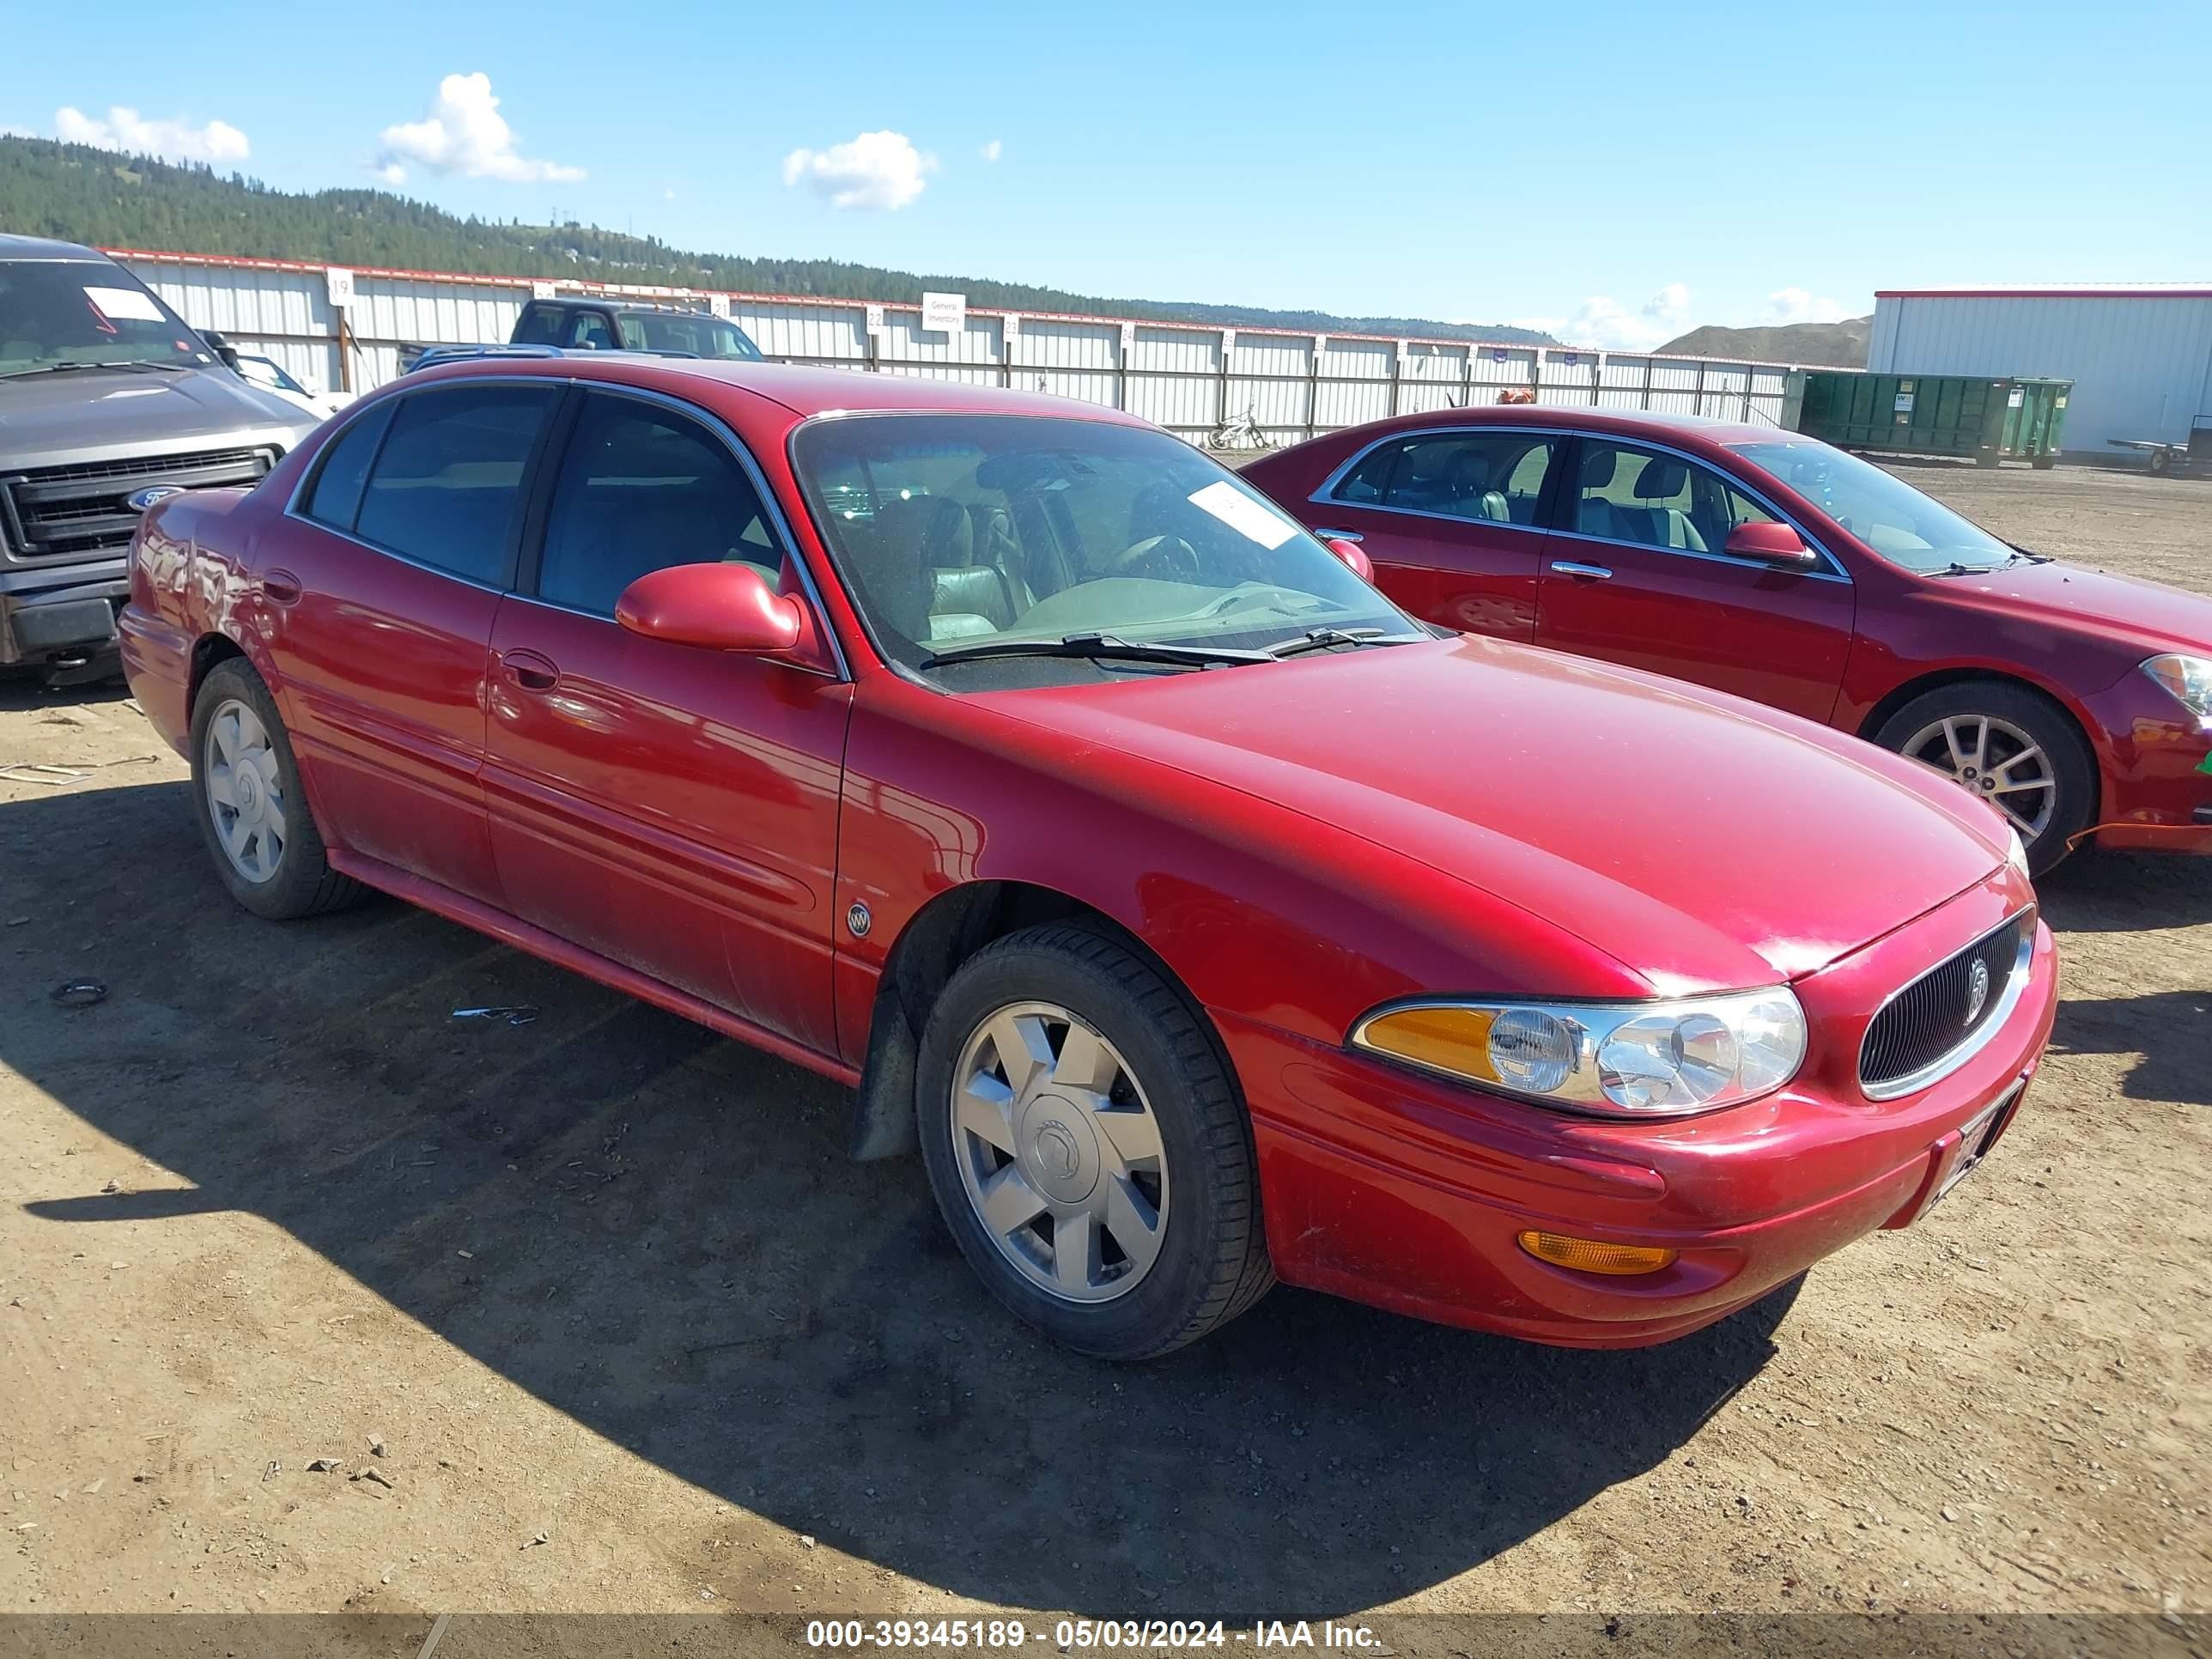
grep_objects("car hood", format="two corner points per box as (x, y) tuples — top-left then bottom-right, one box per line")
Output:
(0, 366), (315, 465)
(1927, 558), (2212, 654)
(988, 636), (2008, 993)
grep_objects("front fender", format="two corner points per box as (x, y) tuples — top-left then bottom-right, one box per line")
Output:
(835, 678), (1649, 1062)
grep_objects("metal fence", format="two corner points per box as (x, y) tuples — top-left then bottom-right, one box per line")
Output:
(113, 248), (1798, 443)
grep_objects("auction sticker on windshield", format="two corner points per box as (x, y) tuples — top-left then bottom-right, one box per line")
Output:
(1188, 479), (1297, 549)
(83, 286), (165, 324)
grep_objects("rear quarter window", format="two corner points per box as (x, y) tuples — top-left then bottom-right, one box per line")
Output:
(301, 401), (396, 532)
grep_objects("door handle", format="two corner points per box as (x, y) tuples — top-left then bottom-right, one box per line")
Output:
(263, 568), (302, 606)
(500, 649), (559, 691)
(1311, 528), (1364, 543)
(1549, 561), (1613, 580)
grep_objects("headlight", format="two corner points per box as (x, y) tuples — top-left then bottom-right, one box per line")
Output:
(1352, 989), (1808, 1117)
(2142, 653), (2212, 725)
(2005, 824), (2032, 882)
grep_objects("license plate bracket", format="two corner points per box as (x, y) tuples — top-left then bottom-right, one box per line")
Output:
(1932, 1087), (2018, 1205)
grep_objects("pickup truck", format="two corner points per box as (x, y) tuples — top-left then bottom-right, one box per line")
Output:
(0, 235), (317, 684)
(401, 296), (764, 374)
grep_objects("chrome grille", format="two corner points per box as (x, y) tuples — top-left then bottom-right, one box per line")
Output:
(1, 447), (274, 562)
(1860, 912), (2029, 1096)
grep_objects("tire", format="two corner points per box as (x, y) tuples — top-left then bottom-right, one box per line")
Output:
(915, 923), (1273, 1359)
(2030, 456), (2056, 471)
(2149, 447), (2172, 476)
(189, 658), (366, 920)
(1872, 681), (2098, 878)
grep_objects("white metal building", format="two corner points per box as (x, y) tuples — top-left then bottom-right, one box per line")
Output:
(1867, 285), (2212, 459)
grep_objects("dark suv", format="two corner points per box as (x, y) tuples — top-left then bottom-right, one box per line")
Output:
(0, 234), (315, 681)
(509, 297), (764, 359)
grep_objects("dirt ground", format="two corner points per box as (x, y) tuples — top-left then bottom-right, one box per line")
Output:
(1, 459), (2207, 1642)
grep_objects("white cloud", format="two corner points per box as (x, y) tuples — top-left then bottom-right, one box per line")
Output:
(1512, 283), (1692, 351)
(1764, 285), (1851, 325)
(52, 106), (248, 165)
(374, 72), (582, 185)
(980, 138), (1003, 162)
(782, 130), (936, 210)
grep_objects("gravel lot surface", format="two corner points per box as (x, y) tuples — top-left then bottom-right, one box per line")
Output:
(1, 459), (2205, 1644)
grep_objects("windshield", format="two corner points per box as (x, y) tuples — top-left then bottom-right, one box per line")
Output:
(793, 414), (1412, 674)
(620, 313), (764, 360)
(0, 260), (210, 376)
(1729, 439), (2015, 573)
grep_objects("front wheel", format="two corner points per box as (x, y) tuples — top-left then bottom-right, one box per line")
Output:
(916, 924), (1273, 1359)
(1874, 682), (2097, 877)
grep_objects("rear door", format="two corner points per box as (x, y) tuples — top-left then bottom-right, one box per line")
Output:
(1534, 437), (1856, 721)
(480, 386), (850, 1053)
(1304, 428), (1560, 640)
(265, 381), (559, 904)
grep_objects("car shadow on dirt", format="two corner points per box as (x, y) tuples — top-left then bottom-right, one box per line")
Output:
(2037, 848), (2212, 932)
(2049, 988), (2212, 1107)
(5, 781), (1795, 1619)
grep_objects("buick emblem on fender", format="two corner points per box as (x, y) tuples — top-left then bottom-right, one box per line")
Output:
(1966, 957), (1991, 1026)
(125, 484), (186, 513)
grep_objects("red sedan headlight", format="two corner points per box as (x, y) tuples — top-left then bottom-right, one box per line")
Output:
(1351, 989), (1809, 1117)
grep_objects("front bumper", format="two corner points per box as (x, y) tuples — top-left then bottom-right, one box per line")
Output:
(0, 558), (130, 669)
(1221, 878), (2057, 1347)
(2082, 672), (2212, 854)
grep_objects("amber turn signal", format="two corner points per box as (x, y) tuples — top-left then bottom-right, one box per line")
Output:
(1516, 1231), (1677, 1276)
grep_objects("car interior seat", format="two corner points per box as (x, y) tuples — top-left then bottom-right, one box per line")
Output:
(1626, 459), (1710, 551)
(1440, 448), (1511, 524)
(870, 495), (1018, 641)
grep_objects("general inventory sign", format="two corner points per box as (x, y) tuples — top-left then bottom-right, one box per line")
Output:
(921, 291), (966, 336)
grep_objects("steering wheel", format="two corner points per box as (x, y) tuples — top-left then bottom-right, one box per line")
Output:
(1103, 534), (1200, 582)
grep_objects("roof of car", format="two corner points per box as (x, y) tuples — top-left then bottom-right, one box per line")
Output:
(1376, 404), (1784, 446)
(529, 296), (726, 318)
(416, 353), (1153, 426)
(0, 233), (104, 261)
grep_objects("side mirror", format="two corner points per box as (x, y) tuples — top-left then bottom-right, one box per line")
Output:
(615, 562), (804, 653)
(202, 329), (241, 371)
(1723, 520), (1817, 565)
(1325, 537), (1375, 581)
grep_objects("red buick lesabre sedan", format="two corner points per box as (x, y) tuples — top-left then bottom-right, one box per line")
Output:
(120, 357), (2055, 1359)
(1244, 409), (2212, 875)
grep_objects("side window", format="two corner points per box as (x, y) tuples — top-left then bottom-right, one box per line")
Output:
(1336, 432), (1557, 526)
(568, 311), (616, 349)
(1571, 441), (1738, 555)
(510, 304), (565, 346)
(301, 399), (395, 532)
(536, 393), (781, 617)
(355, 385), (556, 586)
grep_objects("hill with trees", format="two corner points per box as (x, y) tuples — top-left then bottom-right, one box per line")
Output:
(0, 137), (1553, 343)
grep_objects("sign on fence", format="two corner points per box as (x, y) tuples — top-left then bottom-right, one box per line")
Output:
(921, 291), (966, 335)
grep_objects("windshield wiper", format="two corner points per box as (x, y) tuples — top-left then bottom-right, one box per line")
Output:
(921, 631), (1274, 670)
(0, 359), (191, 380)
(1266, 627), (1429, 659)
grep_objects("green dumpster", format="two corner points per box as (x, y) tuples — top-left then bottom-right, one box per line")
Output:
(1783, 371), (2072, 468)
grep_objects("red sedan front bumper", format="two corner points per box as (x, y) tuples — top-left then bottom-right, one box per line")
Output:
(2083, 671), (2212, 854)
(1219, 878), (2057, 1347)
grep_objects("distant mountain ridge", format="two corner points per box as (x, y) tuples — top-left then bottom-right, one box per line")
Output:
(1658, 315), (1871, 368)
(0, 136), (1555, 344)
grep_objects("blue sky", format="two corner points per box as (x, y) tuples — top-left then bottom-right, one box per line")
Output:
(7, 0), (2209, 346)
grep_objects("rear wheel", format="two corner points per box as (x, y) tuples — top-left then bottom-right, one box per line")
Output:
(915, 924), (1272, 1359)
(190, 658), (365, 919)
(1874, 681), (2096, 877)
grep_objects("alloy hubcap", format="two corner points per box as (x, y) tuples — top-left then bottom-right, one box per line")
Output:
(1900, 713), (2057, 842)
(204, 698), (289, 883)
(951, 1001), (1168, 1304)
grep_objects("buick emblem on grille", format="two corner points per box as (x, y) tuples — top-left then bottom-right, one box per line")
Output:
(125, 485), (186, 513)
(1965, 957), (1991, 1027)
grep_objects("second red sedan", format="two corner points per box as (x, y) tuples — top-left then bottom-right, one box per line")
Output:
(1243, 409), (2212, 873)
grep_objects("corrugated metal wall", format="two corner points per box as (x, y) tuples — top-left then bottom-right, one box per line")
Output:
(117, 250), (1797, 442)
(1868, 293), (2212, 453)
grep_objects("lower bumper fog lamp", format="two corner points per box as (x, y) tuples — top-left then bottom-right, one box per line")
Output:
(1517, 1231), (1677, 1276)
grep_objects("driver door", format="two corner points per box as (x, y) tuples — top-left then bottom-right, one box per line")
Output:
(1535, 438), (1856, 721)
